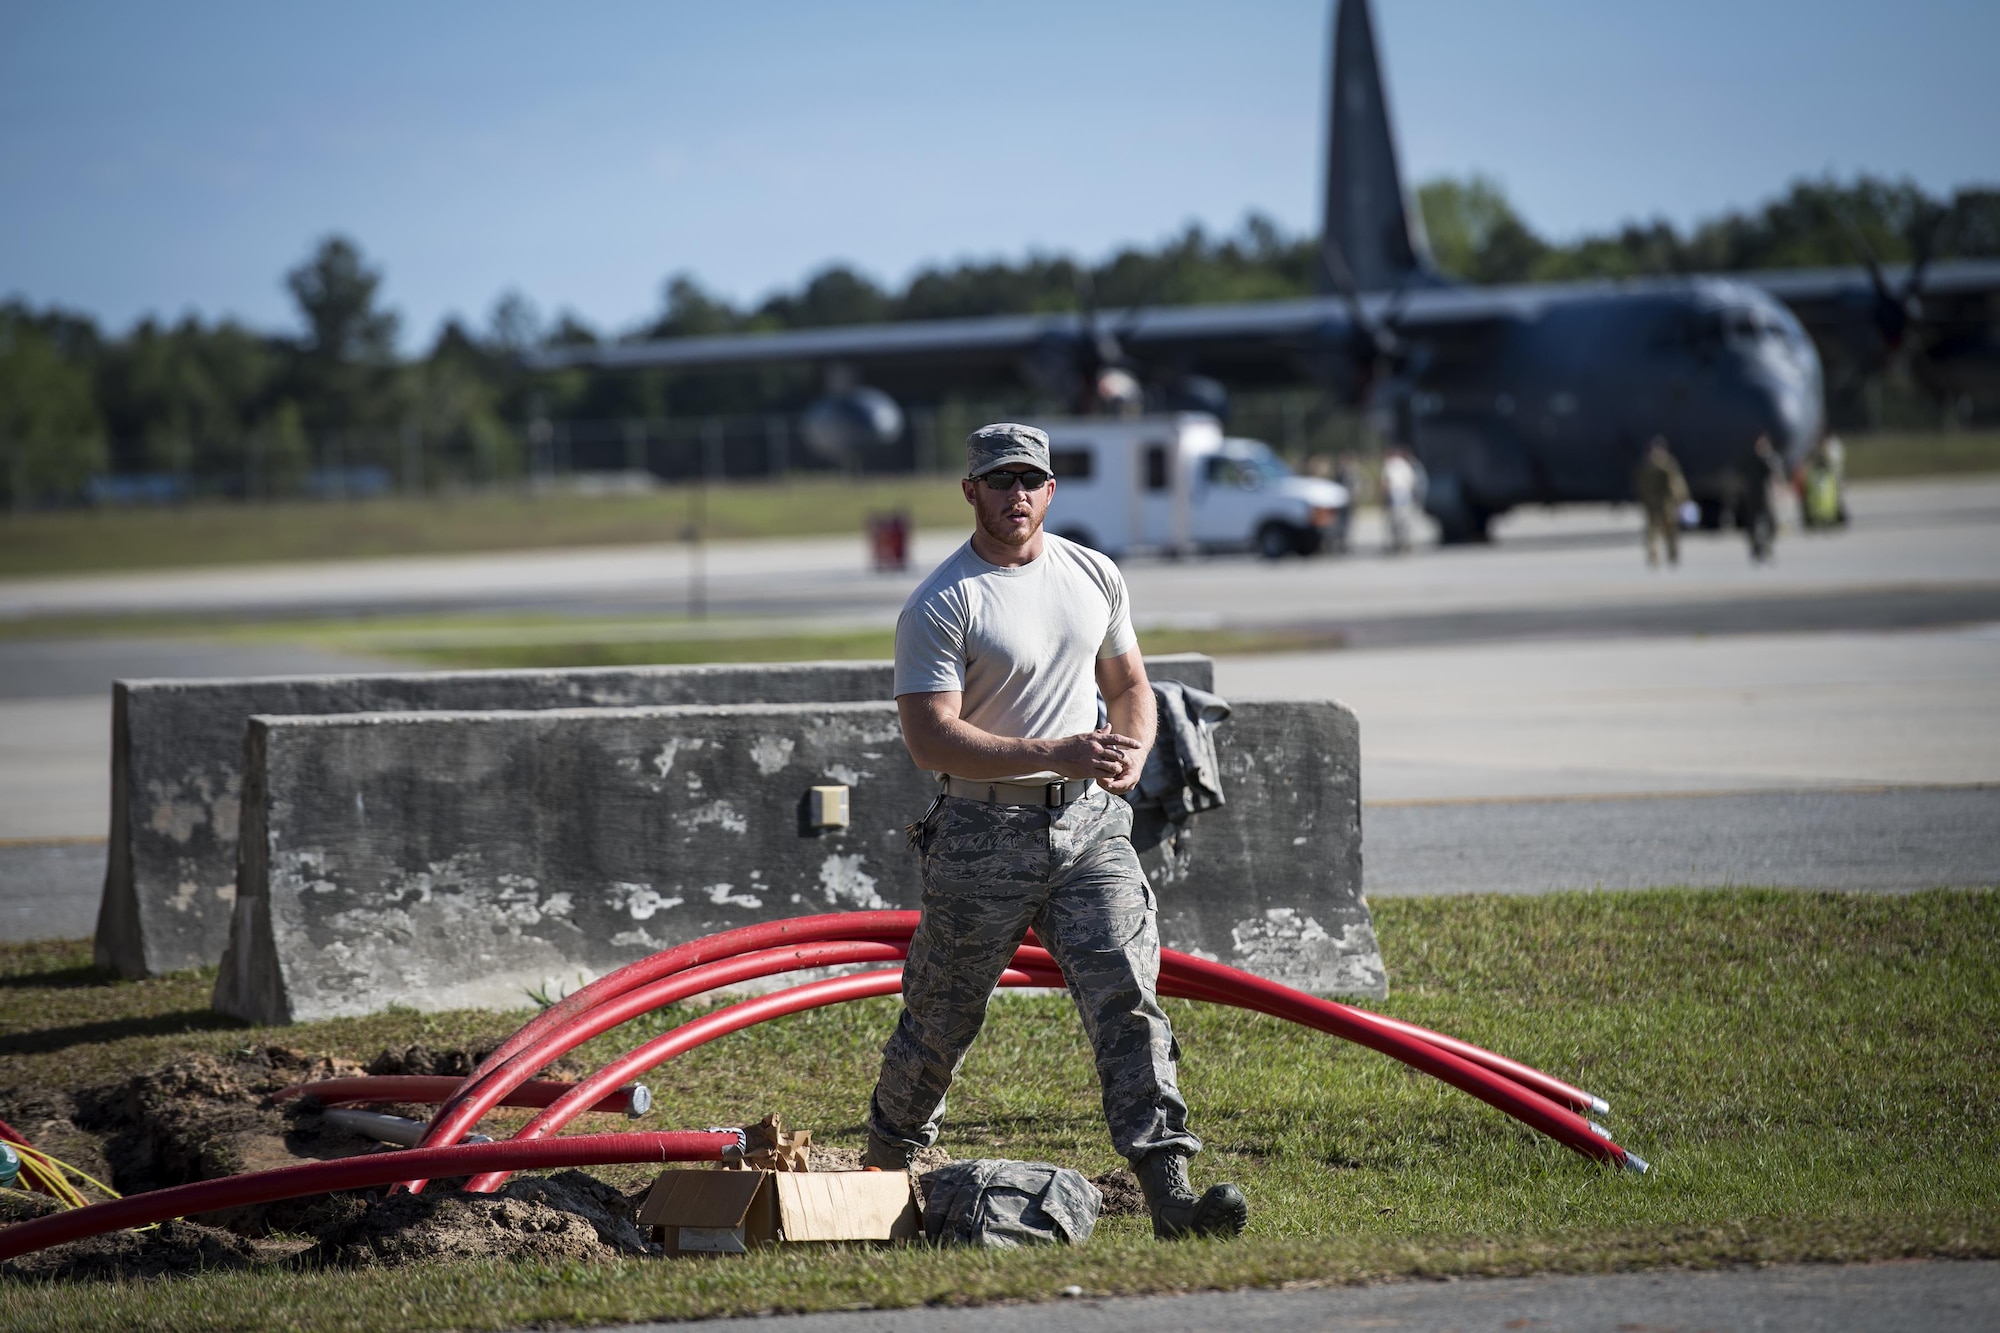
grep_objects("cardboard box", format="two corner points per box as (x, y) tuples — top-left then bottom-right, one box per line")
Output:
(639, 1169), (920, 1256)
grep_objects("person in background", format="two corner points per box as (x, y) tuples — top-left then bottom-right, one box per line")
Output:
(1634, 436), (1691, 568)
(1801, 435), (1848, 529)
(1743, 434), (1786, 563)
(1330, 451), (1362, 554)
(1381, 447), (1424, 555)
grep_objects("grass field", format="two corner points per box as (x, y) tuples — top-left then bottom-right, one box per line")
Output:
(1, 889), (1994, 1331)
(0, 475), (971, 580)
(1842, 429), (2000, 480)
(3, 430), (1996, 581)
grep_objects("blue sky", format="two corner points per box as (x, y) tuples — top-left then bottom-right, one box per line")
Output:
(3, 1), (1994, 349)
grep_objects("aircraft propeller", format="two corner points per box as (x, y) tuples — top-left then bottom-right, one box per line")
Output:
(1072, 270), (1152, 410)
(1837, 201), (1958, 391)
(1302, 232), (1424, 434)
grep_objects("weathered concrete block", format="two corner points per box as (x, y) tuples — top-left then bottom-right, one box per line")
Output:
(213, 697), (1377, 1024)
(94, 656), (1215, 977)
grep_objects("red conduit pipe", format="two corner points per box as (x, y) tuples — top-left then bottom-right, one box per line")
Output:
(469, 955), (1637, 1193)
(460, 924), (1602, 1121)
(269, 1076), (647, 1116)
(443, 931), (1612, 1179)
(437, 916), (1630, 1185)
(465, 966), (1042, 1192)
(996, 942), (1607, 1119)
(450, 914), (922, 1104)
(1152, 969), (1606, 1117)
(484, 940), (1640, 1176)
(402, 940), (909, 1191)
(1153, 951), (1635, 1168)
(0, 1131), (737, 1264)
(437, 917), (1604, 1145)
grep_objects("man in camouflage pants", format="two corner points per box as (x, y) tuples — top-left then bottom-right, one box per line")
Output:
(864, 422), (1247, 1241)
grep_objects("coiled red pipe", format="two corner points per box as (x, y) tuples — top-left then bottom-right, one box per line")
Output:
(269, 1076), (646, 1115)
(422, 914), (1635, 1193)
(465, 945), (1635, 1192)
(458, 928), (1640, 1184)
(430, 921), (1599, 1159)
(1152, 970), (1605, 1116)
(450, 914), (920, 1107)
(1151, 951), (1627, 1164)
(402, 939), (909, 1190)
(464, 965), (1041, 1191)
(424, 915), (1602, 1147)
(0, 1131), (736, 1263)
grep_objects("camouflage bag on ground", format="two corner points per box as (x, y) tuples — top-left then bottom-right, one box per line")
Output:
(919, 1159), (1102, 1248)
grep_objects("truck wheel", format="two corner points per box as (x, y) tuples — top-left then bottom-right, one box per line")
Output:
(1433, 501), (1493, 546)
(1256, 522), (1296, 560)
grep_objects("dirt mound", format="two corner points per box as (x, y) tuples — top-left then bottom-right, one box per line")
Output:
(75, 1047), (363, 1200)
(358, 1043), (582, 1081)
(1090, 1166), (1147, 1217)
(297, 1171), (655, 1267)
(0, 1188), (63, 1225)
(2, 1218), (260, 1282)
(363, 1044), (481, 1078)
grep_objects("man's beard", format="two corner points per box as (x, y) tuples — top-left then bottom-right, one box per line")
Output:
(978, 504), (1039, 547)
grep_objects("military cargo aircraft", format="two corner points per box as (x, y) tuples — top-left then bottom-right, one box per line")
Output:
(533, 0), (2000, 543)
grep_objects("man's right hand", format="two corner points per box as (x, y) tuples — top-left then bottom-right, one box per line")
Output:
(1046, 727), (1141, 782)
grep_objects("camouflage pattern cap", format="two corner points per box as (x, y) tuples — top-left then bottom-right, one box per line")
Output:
(965, 422), (1050, 477)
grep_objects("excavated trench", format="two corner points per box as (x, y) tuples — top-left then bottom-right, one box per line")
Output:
(0, 1046), (666, 1279)
(0, 1045), (1084, 1281)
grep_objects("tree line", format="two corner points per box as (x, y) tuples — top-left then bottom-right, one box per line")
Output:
(3, 174), (1994, 506)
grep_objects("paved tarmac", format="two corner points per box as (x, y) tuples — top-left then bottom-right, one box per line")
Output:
(610, 1259), (2000, 1333)
(1365, 784), (2000, 895)
(2, 478), (1996, 937)
(1219, 622), (2000, 801)
(3, 477), (1996, 636)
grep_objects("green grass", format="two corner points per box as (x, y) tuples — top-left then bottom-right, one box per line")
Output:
(0, 475), (971, 580)
(1, 889), (1995, 1330)
(1842, 429), (2000, 480)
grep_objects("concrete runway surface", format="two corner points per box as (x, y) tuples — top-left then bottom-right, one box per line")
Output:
(3, 477), (1996, 631)
(609, 1260), (2000, 1333)
(2, 476), (1996, 934)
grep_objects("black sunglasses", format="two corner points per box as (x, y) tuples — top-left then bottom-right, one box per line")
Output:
(975, 468), (1051, 491)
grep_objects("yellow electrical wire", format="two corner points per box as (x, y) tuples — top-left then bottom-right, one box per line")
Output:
(4, 1139), (121, 1210)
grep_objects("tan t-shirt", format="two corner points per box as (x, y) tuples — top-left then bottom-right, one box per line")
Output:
(894, 534), (1138, 783)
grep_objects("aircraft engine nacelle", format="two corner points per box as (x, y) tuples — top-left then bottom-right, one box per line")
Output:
(800, 387), (905, 465)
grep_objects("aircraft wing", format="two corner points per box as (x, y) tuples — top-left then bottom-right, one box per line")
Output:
(526, 260), (2000, 393)
(525, 288), (1525, 391)
(1736, 257), (2000, 310)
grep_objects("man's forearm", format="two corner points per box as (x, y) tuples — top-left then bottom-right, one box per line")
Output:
(908, 716), (1061, 780)
(1105, 679), (1156, 759)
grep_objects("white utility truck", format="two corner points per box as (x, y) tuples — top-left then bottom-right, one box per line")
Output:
(1035, 413), (1348, 559)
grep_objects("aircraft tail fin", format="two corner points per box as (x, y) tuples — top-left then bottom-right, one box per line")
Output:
(1321, 0), (1437, 293)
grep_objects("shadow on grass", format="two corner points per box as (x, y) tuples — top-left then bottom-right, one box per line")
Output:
(0, 1009), (246, 1055)
(0, 963), (122, 990)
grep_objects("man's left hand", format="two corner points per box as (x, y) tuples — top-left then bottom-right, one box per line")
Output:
(1094, 728), (1145, 795)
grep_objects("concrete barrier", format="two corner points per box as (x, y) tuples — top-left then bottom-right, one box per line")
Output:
(213, 697), (1377, 1024)
(95, 656), (1214, 977)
